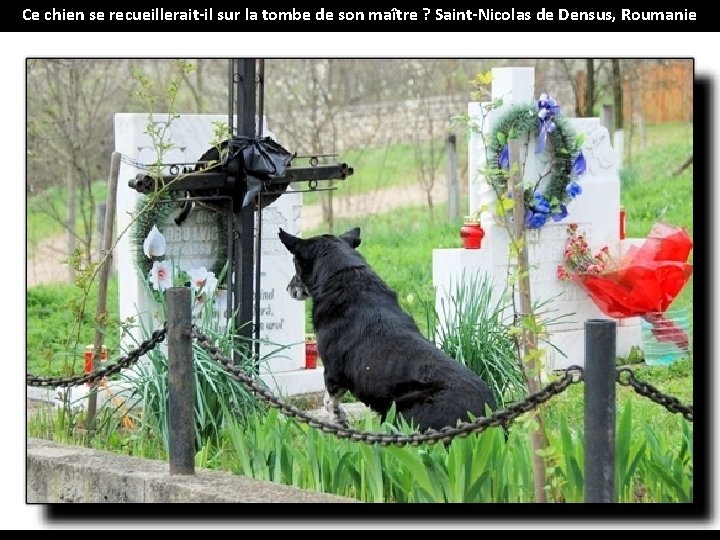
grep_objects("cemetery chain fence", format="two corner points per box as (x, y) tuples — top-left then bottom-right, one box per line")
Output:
(26, 323), (692, 447)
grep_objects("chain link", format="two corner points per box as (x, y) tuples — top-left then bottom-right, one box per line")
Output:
(27, 316), (693, 448)
(192, 326), (583, 446)
(616, 368), (693, 422)
(26, 324), (168, 388)
(119, 154), (153, 170)
(119, 153), (213, 172)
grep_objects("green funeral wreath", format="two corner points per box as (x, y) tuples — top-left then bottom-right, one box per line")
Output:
(485, 96), (587, 229)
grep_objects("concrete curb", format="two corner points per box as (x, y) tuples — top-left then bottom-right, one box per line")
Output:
(27, 438), (358, 503)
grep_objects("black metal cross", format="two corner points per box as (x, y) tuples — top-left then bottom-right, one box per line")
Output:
(128, 58), (354, 363)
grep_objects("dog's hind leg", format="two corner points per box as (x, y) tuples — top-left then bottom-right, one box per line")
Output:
(323, 389), (348, 427)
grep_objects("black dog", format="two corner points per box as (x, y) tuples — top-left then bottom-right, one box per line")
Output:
(278, 227), (496, 432)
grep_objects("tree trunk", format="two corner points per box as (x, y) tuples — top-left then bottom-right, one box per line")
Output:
(176, 60), (204, 112)
(309, 60), (335, 230)
(426, 190), (434, 224)
(66, 164), (76, 282)
(584, 59), (595, 117)
(509, 140), (548, 503)
(86, 152), (121, 432)
(612, 59), (623, 130)
(560, 59), (582, 117)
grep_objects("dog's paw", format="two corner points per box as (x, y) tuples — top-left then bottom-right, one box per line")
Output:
(328, 407), (349, 428)
(324, 390), (349, 427)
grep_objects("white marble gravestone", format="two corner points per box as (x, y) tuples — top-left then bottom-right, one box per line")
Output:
(114, 113), (323, 396)
(434, 68), (642, 372)
(162, 207), (223, 269)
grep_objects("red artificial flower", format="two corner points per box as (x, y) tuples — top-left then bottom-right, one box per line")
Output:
(571, 222), (693, 351)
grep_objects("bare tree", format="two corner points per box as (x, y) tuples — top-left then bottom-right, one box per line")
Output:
(181, 59), (205, 112)
(559, 59), (583, 117)
(411, 104), (443, 221)
(403, 60), (467, 222)
(260, 59), (487, 226)
(265, 59), (381, 231)
(265, 59), (338, 228)
(557, 59), (611, 117)
(175, 59), (228, 114)
(27, 59), (132, 270)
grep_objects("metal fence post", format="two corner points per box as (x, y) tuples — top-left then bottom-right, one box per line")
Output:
(166, 287), (195, 475)
(584, 318), (617, 503)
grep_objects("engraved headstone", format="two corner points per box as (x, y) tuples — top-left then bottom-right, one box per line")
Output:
(114, 113), (323, 395)
(161, 208), (224, 272)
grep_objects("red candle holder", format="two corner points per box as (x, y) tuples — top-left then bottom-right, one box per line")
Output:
(620, 207), (626, 240)
(84, 344), (108, 373)
(460, 217), (485, 249)
(305, 335), (318, 369)
(84, 344), (108, 386)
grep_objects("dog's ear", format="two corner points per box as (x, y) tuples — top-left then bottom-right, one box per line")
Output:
(339, 227), (361, 249)
(278, 228), (303, 254)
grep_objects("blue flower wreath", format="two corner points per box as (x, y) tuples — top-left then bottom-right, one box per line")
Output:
(489, 94), (586, 229)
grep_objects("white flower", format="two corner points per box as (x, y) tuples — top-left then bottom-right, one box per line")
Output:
(143, 225), (166, 259)
(188, 268), (219, 318)
(186, 266), (218, 298)
(149, 260), (172, 292)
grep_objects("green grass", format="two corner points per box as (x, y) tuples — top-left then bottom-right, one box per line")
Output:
(28, 359), (692, 503)
(544, 356), (693, 437)
(26, 276), (120, 378)
(295, 137), (467, 206)
(622, 122), (693, 238)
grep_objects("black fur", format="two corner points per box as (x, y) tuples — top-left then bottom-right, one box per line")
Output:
(278, 227), (497, 432)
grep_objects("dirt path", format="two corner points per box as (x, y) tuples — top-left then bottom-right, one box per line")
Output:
(27, 235), (73, 287)
(27, 178), (451, 287)
(301, 176), (449, 230)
